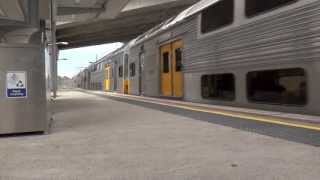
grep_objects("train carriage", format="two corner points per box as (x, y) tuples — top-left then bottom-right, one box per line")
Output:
(127, 43), (140, 96)
(111, 49), (126, 93)
(99, 0), (320, 115)
(102, 50), (122, 92)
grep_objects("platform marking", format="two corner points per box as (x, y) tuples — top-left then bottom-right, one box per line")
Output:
(102, 92), (320, 132)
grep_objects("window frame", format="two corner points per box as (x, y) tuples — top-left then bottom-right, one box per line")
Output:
(245, 0), (298, 18)
(110, 67), (113, 79)
(162, 52), (170, 74)
(201, 73), (236, 101)
(124, 54), (129, 78)
(118, 66), (123, 78)
(105, 68), (109, 80)
(130, 62), (136, 77)
(246, 68), (308, 106)
(200, 0), (235, 35)
(175, 48), (183, 72)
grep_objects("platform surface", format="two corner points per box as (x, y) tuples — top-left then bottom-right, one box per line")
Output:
(0, 90), (319, 180)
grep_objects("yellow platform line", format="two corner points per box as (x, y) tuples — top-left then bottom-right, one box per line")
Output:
(105, 93), (320, 132)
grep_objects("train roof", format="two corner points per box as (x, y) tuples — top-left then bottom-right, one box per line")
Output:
(129, 0), (219, 46)
(95, 0), (219, 63)
(162, 0), (220, 29)
(94, 44), (126, 65)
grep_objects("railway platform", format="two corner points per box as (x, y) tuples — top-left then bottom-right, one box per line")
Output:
(0, 90), (319, 180)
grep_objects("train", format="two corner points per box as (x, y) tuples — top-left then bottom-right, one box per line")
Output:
(76, 0), (320, 115)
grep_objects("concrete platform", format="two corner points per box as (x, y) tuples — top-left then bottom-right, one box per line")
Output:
(0, 90), (319, 180)
(91, 90), (320, 125)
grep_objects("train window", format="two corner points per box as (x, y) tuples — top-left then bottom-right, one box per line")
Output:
(130, 63), (136, 77)
(163, 52), (170, 73)
(105, 69), (109, 80)
(201, 0), (234, 34)
(119, 66), (123, 77)
(124, 54), (129, 78)
(201, 73), (235, 100)
(246, 0), (298, 17)
(175, 48), (182, 72)
(247, 68), (307, 105)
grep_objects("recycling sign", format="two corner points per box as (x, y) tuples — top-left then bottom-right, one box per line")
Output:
(6, 71), (27, 98)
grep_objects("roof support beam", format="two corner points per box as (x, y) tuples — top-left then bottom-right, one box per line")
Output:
(57, 7), (105, 16)
(56, 0), (200, 49)
(57, 4), (186, 39)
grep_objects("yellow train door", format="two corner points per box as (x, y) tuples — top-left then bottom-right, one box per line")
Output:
(160, 40), (184, 97)
(160, 44), (172, 96)
(172, 40), (183, 97)
(104, 65), (110, 91)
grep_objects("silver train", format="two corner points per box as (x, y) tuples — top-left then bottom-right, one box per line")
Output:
(77, 0), (320, 115)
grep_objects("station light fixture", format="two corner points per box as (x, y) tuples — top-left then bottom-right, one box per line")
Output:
(58, 58), (69, 61)
(48, 42), (69, 46)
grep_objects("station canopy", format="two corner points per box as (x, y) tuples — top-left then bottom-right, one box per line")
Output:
(56, 0), (200, 49)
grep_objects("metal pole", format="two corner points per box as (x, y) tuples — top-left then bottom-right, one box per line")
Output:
(50, 0), (58, 98)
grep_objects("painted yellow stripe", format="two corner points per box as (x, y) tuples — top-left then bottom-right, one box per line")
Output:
(105, 93), (320, 132)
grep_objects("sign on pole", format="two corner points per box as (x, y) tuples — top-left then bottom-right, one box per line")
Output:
(6, 71), (27, 98)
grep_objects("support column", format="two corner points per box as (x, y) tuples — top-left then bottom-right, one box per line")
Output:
(50, 0), (58, 98)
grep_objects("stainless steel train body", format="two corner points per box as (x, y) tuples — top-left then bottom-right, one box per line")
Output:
(100, 49), (124, 93)
(90, 61), (104, 90)
(109, 49), (125, 93)
(94, 0), (320, 115)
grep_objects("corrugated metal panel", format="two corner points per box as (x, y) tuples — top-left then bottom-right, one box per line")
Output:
(111, 51), (124, 92)
(91, 71), (104, 84)
(183, 1), (320, 72)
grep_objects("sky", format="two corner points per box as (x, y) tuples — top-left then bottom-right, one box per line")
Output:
(58, 42), (123, 78)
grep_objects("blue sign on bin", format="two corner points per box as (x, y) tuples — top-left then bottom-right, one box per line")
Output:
(7, 89), (27, 98)
(6, 71), (27, 98)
